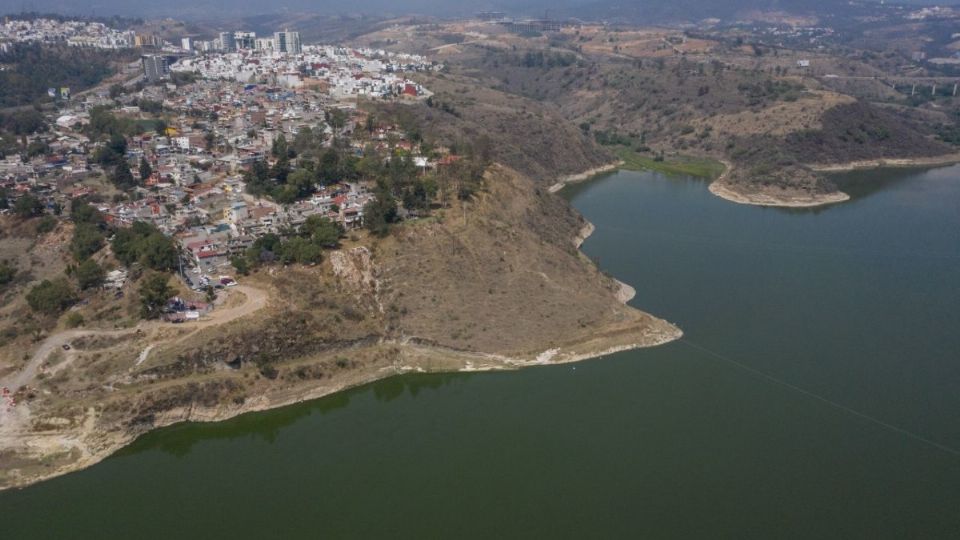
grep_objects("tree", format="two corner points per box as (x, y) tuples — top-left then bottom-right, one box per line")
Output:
(76, 259), (105, 290)
(111, 160), (137, 191)
(26, 278), (78, 316)
(277, 236), (323, 265)
(140, 234), (178, 271)
(243, 160), (272, 196)
(230, 255), (250, 275)
(71, 199), (105, 225)
(286, 168), (316, 200)
(302, 215), (341, 247)
(139, 273), (173, 319)
(70, 223), (105, 261)
(364, 190), (399, 237)
(139, 156), (153, 183)
(271, 133), (289, 158)
(0, 260), (16, 287)
(154, 119), (168, 137)
(13, 193), (44, 219)
(317, 148), (341, 184)
(325, 108), (347, 132)
(271, 155), (291, 184)
(111, 221), (177, 271)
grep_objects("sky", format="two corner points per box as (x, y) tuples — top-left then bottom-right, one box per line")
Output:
(0, 0), (951, 21)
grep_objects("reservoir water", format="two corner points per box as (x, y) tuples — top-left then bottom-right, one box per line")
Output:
(2, 166), (960, 538)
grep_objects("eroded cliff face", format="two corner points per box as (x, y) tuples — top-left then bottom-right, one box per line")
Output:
(0, 164), (680, 491)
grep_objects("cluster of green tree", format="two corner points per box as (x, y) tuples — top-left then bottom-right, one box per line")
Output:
(737, 80), (805, 105)
(509, 50), (580, 69)
(0, 44), (127, 107)
(67, 200), (108, 290)
(85, 107), (157, 191)
(26, 278), (78, 316)
(0, 110), (47, 136)
(12, 193), (46, 219)
(138, 272), (174, 319)
(170, 71), (199, 87)
(424, 95), (460, 117)
(0, 133), (19, 159)
(136, 99), (165, 114)
(591, 129), (637, 146)
(86, 106), (140, 140)
(245, 134), (362, 204)
(935, 123), (960, 145)
(22, 199), (180, 317)
(233, 215), (342, 272)
(361, 149), (487, 236)
(290, 126), (327, 158)
(112, 221), (178, 271)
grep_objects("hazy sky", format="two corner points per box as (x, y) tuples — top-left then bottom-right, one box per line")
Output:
(0, 0), (569, 18)
(0, 0), (948, 21)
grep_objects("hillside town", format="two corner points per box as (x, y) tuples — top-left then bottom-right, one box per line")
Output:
(0, 16), (137, 49)
(1, 21), (448, 295)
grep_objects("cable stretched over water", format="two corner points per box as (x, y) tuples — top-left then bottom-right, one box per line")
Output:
(677, 338), (960, 459)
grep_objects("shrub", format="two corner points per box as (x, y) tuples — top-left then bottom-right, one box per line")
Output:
(76, 259), (105, 290)
(64, 312), (85, 328)
(0, 261), (16, 286)
(36, 215), (57, 233)
(26, 278), (78, 316)
(138, 272), (173, 319)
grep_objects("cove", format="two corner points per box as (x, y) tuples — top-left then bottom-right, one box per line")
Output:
(2, 166), (959, 538)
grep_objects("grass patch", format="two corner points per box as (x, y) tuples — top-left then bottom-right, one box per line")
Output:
(615, 148), (725, 179)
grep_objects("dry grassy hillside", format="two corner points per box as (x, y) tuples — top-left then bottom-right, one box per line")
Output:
(378, 72), (615, 184)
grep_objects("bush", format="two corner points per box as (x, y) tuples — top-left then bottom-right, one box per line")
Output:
(138, 272), (173, 320)
(112, 221), (177, 271)
(36, 215), (57, 233)
(0, 261), (16, 286)
(13, 193), (44, 219)
(64, 312), (85, 328)
(26, 278), (78, 316)
(259, 365), (279, 379)
(70, 223), (106, 261)
(76, 259), (105, 290)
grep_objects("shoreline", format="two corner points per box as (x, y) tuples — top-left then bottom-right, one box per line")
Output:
(706, 154), (960, 209)
(0, 162), (681, 492)
(808, 153), (960, 173)
(708, 180), (851, 208)
(548, 161), (624, 193)
(1, 321), (682, 492)
(707, 159), (851, 208)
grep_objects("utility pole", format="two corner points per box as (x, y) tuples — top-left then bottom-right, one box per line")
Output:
(911, 84), (916, 96)
(953, 83), (958, 97)
(931, 84), (936, 96)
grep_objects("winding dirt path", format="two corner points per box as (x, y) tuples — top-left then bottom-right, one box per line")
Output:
(1, 285), (269, 392)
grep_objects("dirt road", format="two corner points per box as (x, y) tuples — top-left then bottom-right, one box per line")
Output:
(1, 285), (269, 392)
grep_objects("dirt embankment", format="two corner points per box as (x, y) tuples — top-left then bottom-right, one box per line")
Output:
(0, 164), (679, 492)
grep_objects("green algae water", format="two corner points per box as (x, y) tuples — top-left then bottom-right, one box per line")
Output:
(3, 166), (960, 538)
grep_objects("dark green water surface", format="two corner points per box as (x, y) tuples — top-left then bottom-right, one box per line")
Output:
(3, 167), (959, 538)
